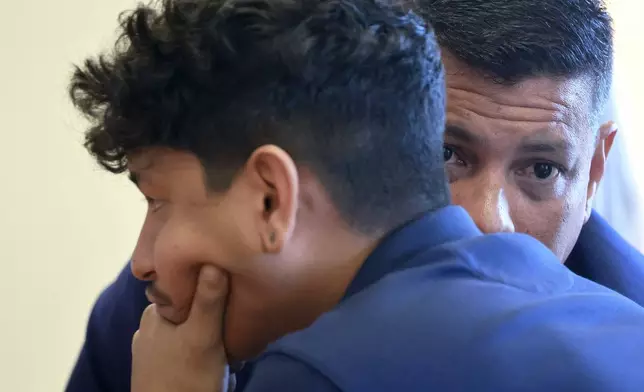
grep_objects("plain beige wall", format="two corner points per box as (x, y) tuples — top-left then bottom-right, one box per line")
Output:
(0, 1), (641, 391)
(0, 1), (143, 391)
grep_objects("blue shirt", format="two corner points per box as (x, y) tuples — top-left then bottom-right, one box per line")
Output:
(66, 208), (644, 391)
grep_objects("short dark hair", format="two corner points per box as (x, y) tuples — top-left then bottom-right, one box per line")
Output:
(69, 0), (448, 233)
(418, 0), (613, 117)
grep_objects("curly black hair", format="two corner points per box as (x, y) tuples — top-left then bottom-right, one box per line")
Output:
(69, 0), (448, 232)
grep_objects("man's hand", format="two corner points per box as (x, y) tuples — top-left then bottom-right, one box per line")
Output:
(131, 266), (230, 392)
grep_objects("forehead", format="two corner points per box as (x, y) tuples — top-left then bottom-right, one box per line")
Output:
(441, 53), (596, 145)
(127, 148), (208, 192)
(128, 148), (201, 173)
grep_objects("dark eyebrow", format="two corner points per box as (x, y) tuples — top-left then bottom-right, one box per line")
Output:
(518, 132), (574, 154)
(444, 125), (483, 144)
(518, 142), (571, 154)
(447, 124), (573, 153)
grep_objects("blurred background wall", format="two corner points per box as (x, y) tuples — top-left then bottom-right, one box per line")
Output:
(0, 1), (641, 390)
(0, 1), (145, 390)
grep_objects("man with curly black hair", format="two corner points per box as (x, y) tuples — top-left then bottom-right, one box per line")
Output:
(66, 0), (644, 391)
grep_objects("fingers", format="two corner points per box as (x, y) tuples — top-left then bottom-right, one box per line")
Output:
(133, 304), (157, 352)
(132, 329), (140, 352)
(184, 265), (228, 343)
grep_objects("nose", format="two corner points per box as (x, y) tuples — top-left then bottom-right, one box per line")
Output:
(453, 178), (516, 234)
(131, 231), (156, 282)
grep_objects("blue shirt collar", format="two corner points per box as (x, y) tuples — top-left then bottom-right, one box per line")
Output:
(343, 206), (480, 300)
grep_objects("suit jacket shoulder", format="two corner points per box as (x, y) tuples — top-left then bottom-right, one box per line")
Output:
(66, 263), (148, 392)
(568, 210), (644, 306)
(261, 233), (644, 391)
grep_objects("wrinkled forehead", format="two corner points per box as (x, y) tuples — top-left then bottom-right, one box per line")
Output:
(441, 54), (597, 147)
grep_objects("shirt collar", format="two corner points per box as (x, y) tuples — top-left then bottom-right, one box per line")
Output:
(343, 206), (480, 300)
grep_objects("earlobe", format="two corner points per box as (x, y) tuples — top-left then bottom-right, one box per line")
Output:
(261, 229), (281, 253)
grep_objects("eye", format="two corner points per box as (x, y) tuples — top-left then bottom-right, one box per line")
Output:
(534, 163), (555, 179)
(145, 196), (165, 212)
(521, 162), (563, 180)
(443, 146), (465, 165)
(443, 146), (453, 161)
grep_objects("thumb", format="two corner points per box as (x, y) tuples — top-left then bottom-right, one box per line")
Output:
(184, 265), (228, 342)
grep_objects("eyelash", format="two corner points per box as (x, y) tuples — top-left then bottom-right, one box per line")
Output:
(444, 145), (471, 168)
(144, 196), (164, 212)
(523, 161), (567, 177)
(444, 145), (568, 178)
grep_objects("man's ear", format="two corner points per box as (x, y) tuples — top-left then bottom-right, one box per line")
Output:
(585, 121), (618, 222)
(245, 145), (299, 253)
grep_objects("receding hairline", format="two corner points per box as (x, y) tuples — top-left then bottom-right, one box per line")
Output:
(440, 48), (610, 126)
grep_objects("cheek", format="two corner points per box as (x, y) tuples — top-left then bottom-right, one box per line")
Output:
(512, 203), (562, 247)
(151, 204), (256, 318)
(450, 174), (562, 254)
(513, 187), (587, 261)
(549, 183), (588, 259)
(152, 217), (220, 314)
(449, 182), (470, 207)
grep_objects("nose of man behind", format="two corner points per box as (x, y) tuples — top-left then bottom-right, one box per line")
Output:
(453, 180), (516, 234)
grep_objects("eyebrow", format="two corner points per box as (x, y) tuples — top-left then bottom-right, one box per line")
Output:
(444, 125), (483, 144)
(518, 128), (574, 154)
(446, 124), (573, 154)
(518, 141), (572, 154)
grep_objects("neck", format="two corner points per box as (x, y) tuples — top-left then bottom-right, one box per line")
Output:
(308, 227), (380, 309)
(274, 226), (379, 333)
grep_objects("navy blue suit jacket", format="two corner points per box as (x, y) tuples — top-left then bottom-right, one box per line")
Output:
(66, 209), (644, 391)
(567, 211), (644, 305)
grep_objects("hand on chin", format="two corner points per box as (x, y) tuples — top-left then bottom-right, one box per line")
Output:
(132, 266), (231, 392)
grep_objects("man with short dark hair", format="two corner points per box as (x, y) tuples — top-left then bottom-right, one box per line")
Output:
(420, 0), (644, 305)
(66, 0), (644, 391)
